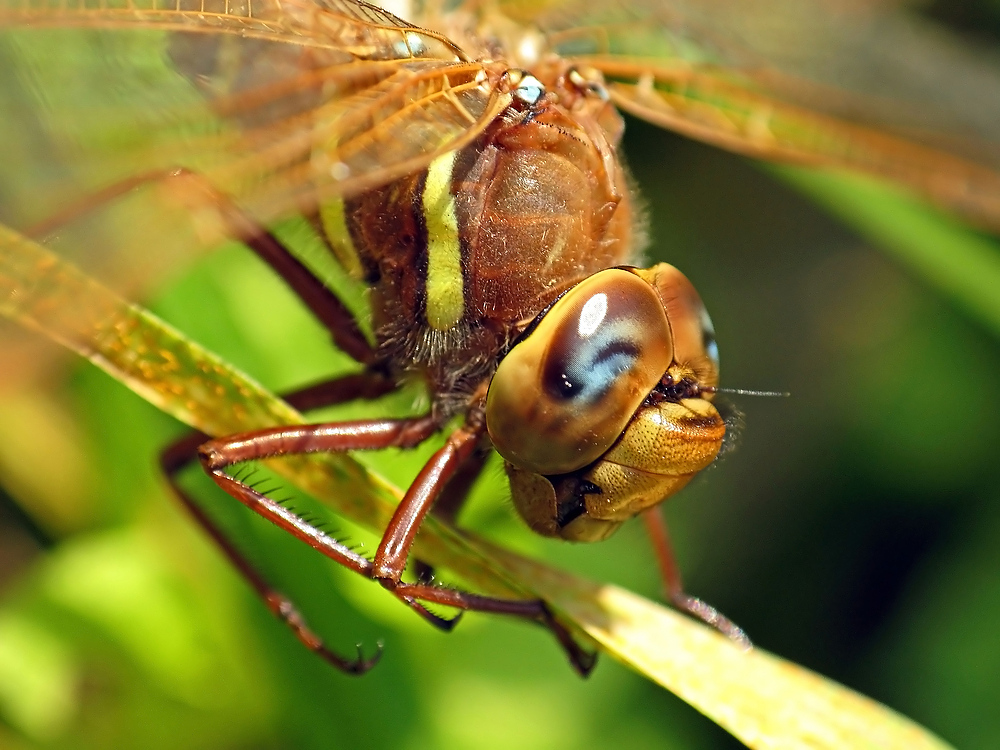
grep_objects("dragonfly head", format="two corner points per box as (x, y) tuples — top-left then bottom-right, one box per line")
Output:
(485, 264), (723, 541)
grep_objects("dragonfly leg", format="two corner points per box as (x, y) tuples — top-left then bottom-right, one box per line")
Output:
(641, 507), (752, 649)
(411, 448), (490, 585)
(196, 416), (598, 676)
(370, 422), (482, 583)
(281, 370), (397, 412)
(391, 581), (597, 677)
(27, 167), (376, 365)
(161, 456), (384, 674)
(159, 370), (399, 674)
(366, 421), (597, 675)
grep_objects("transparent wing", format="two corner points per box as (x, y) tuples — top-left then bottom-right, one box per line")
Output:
(0, 0), (506, 243)
(3, 0), (467, 51)
(0, 0), (509, 383)
(495, 0), (1000, 230)
(3, 0), (508, 200)
(596, 59), (1000, 232)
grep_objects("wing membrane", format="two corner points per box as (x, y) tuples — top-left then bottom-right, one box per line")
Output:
(3, 0), (1000, 292)
(0, 0), (495, 198)
(222, 60), (507, 214)
(493, 0), (1000, 229)
(594, 59), (1000, 232)
(0, 0), (467, 57)
(0, 0), (504, 304)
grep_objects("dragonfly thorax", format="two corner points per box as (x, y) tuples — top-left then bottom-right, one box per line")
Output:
(319, 63), (639, 403)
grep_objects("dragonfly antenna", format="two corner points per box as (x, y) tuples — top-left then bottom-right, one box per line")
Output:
(714, 387), (790, 398)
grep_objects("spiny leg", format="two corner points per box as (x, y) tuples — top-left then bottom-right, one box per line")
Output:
(197, 415), (453, 633)
(34, 170), (597, 674)
(35, 166), (387, 670)
(161, 469), (376, 671)
(641, 507), (751, 649)
(65, 171), (465, 666)
(29, 168), (593, 669)
(26, 167), (375, 365)
(358, 420), (595, 674)
(369, 422), (482, 582)
(160, 371), (399, 674)
(199, 416), (598, 676)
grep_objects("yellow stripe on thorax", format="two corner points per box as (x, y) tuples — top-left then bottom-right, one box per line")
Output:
(318, 198), (365, 279)
(422, 151), (465, 330)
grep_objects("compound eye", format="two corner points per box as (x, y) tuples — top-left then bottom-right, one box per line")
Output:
(633, 264), (720, 389)
(701, 306), (720, 374)
(486, 268), (673, 475)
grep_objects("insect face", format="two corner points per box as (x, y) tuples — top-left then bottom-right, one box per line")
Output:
(487, 264), (723, 542)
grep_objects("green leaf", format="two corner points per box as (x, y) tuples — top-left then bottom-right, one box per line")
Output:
(773, 166), (1000, 341)
(0, 612), (76, 740)
(40, 530), (216, 702)
(0, 223), (954, 750)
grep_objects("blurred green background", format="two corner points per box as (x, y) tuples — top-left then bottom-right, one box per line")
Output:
(3, 4), (1000, 750)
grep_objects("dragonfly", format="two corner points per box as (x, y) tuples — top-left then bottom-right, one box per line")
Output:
(2, 0), (1000, 676)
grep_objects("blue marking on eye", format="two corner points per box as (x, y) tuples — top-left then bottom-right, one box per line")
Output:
(700, 306), (720, 369)
(556, 320), (640, 406)
(705, 337), (720, 369)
